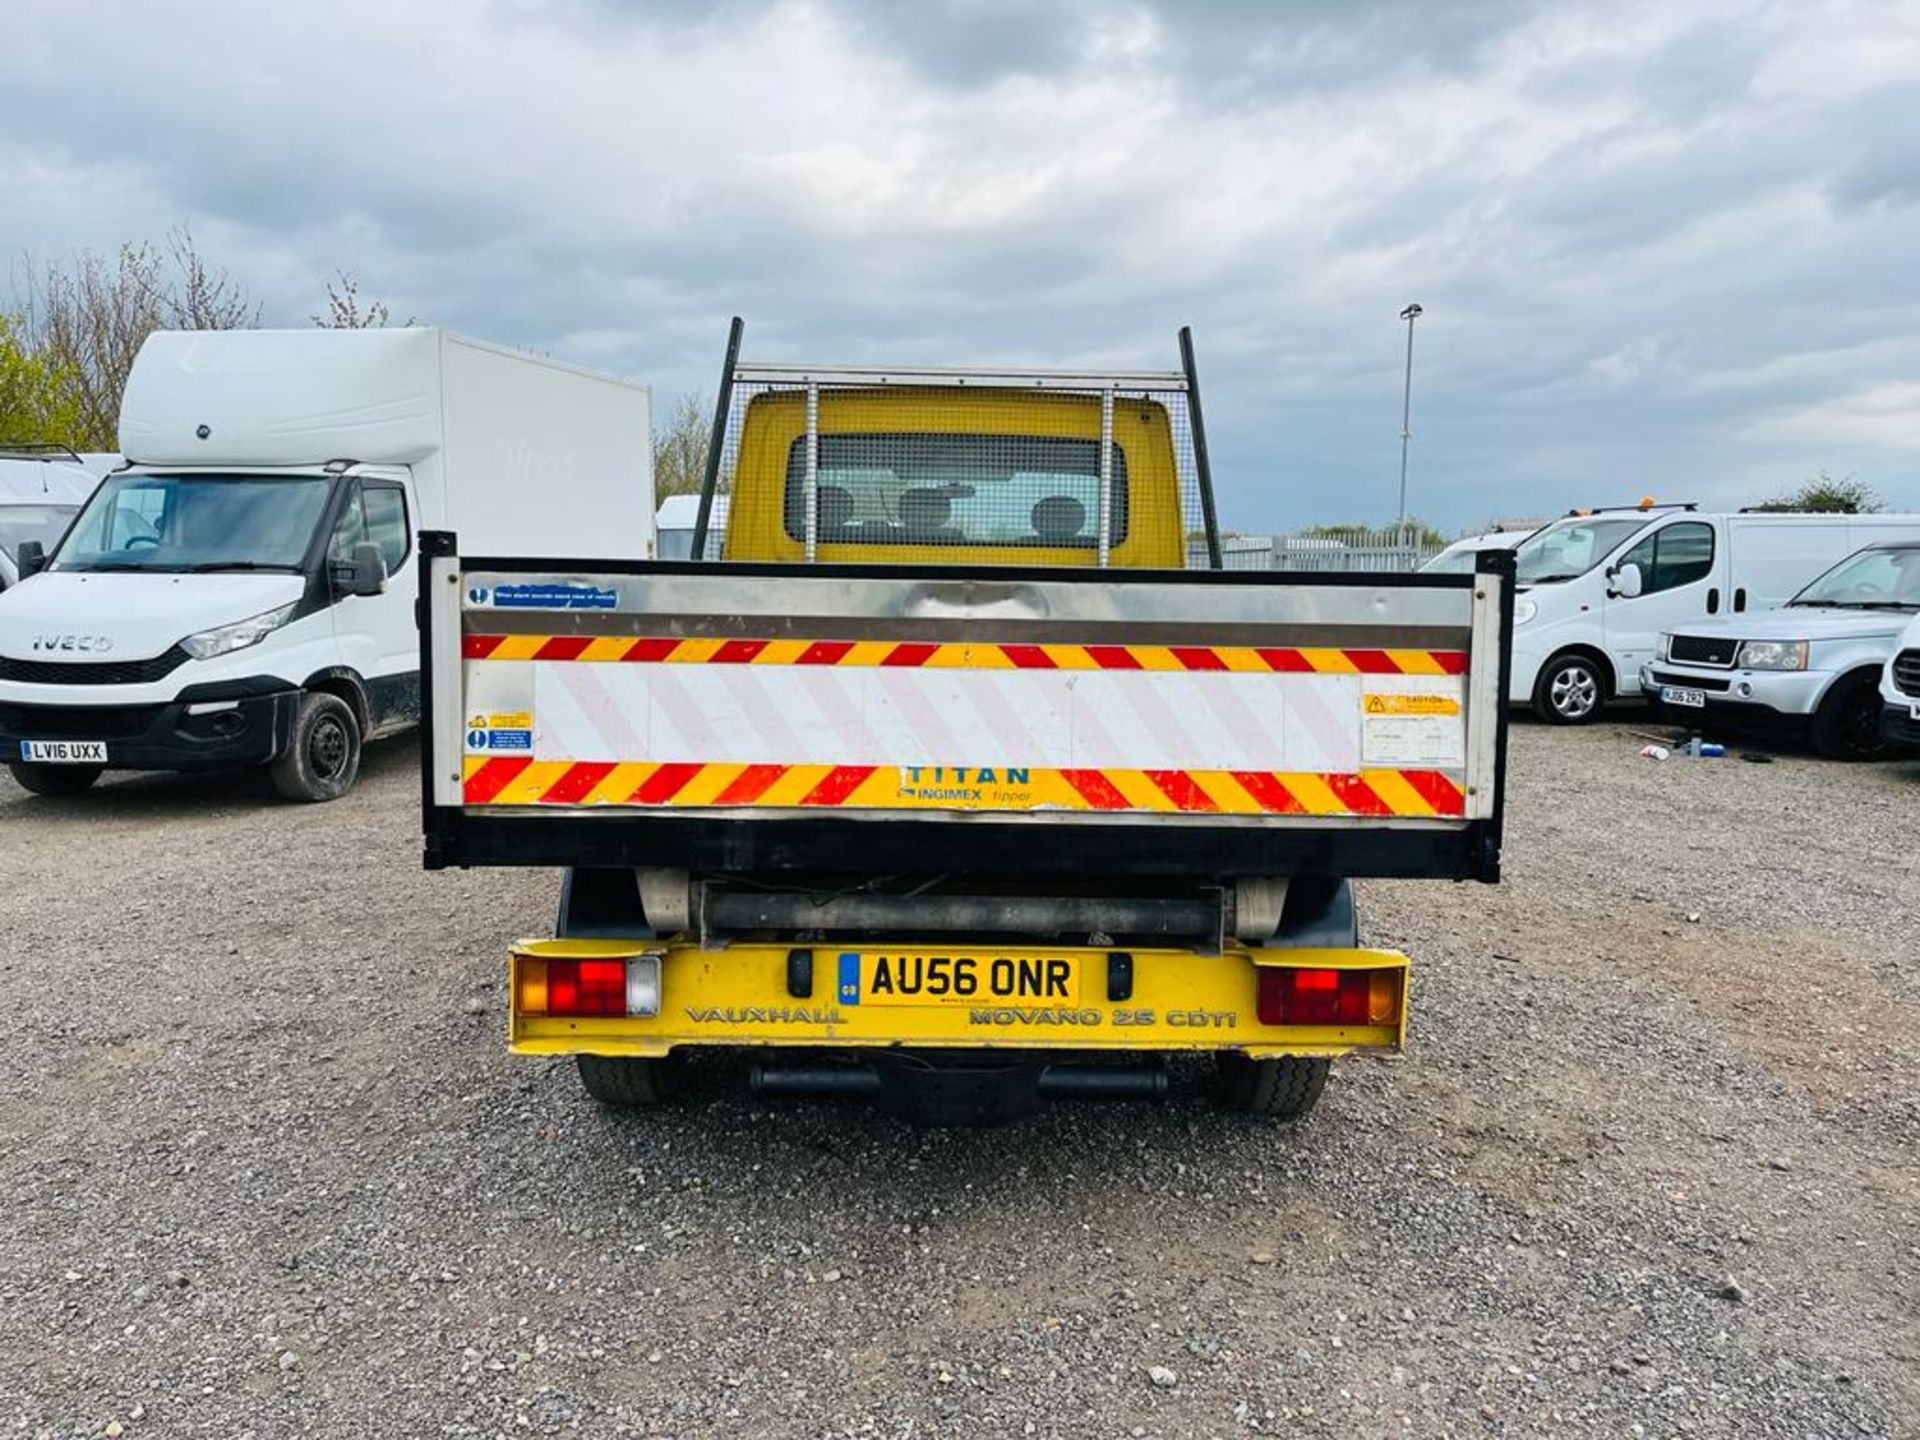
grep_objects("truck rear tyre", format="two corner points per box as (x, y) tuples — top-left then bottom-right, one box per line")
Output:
(7, 762), (103, 797)
(576, 1054), (675, 1108)
(1532, 651), (1607, 725)
(271, 692), (362, 802)
(1217, 1053), (1330, 1121)
(1809, 672), (1890, 761)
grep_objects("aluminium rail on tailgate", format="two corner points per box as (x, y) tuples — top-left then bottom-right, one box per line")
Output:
(418, 532), (1514, 882)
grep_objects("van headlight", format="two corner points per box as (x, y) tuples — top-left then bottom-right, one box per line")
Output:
(1513, 599), (1537, 625)
(1737, 640), (1808, 671)
(180, 602), (298, 660)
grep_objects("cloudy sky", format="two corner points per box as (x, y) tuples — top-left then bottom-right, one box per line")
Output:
(4, 0), (1917, 532)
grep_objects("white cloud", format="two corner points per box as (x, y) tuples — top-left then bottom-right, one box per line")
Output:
(1754, 379), (1920, 448)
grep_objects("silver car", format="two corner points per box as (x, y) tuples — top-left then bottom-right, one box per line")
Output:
(1641, 540), (1920, 759)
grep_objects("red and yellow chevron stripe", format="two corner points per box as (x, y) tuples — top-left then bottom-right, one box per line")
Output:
(461, 633), (1466, 676)
(460, 757), (1466, 817)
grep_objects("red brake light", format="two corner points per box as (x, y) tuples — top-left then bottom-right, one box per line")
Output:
(546, 957), (628, 1017)
(1257, 966), (1383, 1026)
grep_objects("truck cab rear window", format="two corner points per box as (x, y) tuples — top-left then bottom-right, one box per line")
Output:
(783, 433), (1128, 548)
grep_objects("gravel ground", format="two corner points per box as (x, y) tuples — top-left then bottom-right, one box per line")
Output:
(0, 722), (1914, 1438)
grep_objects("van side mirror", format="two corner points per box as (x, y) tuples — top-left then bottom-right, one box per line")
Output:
(333, 541), (388, 598)
(1609, 561), (1644, 599)
(16, 541), (46, 580)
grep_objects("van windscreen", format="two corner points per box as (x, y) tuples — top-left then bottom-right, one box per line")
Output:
(1514, 517), (1651, 584)
(0, 504), (78, 563)
(52, 473), (332, 573)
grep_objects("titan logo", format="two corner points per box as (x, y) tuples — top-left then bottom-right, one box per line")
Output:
(31, 634), (113, 653)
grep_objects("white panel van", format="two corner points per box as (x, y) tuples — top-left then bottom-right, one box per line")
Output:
(0, 450), (102, 592)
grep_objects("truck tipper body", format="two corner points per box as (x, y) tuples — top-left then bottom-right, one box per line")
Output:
(0, 328), (652, 800)
(422, 325), (1514, 1124)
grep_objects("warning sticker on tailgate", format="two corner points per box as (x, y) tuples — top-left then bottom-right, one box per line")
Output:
(1361, 692), (1464, 768)
(466, 710), (534, 752)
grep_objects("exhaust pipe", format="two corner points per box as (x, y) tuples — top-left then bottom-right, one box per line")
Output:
(750, 1065), (880, 1096)
(1038, 1067), (1168, 1099)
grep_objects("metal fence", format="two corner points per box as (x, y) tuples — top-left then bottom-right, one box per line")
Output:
(1188, 527), (1442, 573)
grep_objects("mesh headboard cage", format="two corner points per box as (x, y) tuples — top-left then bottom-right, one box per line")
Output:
(689, 321), (1222, 568)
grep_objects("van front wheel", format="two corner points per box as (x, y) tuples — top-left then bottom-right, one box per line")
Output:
(271, 692), (362, 802)
(1532, 651), (1607, 724)
(8, 762), (103, 797)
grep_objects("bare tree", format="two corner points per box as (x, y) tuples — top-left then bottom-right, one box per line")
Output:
(17, 227), (259, 448)
(313, 271), (407, 329)
(653, 392), (713, 499)
(166, 225), (260, 331)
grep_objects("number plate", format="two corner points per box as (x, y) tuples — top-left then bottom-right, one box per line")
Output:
(836, 951), (1081, 1007)
(19, 740), (107, 764)
(1660, 686), (1707, 709)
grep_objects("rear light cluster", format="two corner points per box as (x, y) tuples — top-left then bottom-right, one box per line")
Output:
(1256, 966), (1400, 1027)
(517, 953), (661, 1018)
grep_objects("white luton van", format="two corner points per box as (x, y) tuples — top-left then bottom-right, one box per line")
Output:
(1509, 504), (1920, 722)
(0, 328), (653, 800)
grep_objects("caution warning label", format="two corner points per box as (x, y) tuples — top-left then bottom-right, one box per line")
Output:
(1363, 693), (1461, 717)
(1361, 692), (1465, 768)
(466, 710), (535, 753)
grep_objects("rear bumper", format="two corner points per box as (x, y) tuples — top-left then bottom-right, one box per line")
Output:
(507, 939), (1410, 1060)
(0, 682), (299, 770)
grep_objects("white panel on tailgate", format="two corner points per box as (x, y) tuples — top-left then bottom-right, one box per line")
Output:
(527, 662), (1403, 773)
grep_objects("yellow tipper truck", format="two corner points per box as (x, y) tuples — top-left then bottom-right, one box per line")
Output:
(421, 322), (1514, 1126)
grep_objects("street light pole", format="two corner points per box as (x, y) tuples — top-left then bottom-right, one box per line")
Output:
(1397, 302), (1423, 531)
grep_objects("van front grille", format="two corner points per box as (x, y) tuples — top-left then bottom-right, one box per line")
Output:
(1894, 648), (1920, 699)
(0, 647), (188, 685)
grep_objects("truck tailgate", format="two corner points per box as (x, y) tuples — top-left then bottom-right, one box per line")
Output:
(421, 536), (1511, 881)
